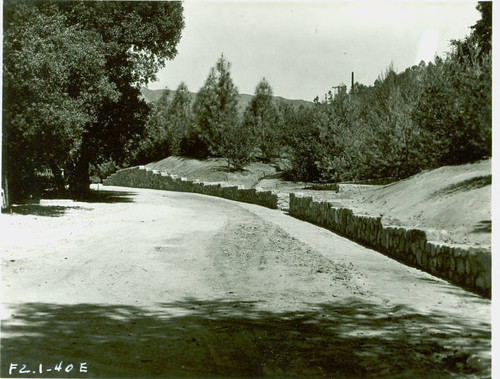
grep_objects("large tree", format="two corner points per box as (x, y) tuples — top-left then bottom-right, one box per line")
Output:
(167, 82), (193, 155)
(192, 55), (239, 156)
(243, 78), (281, 161)
(2, 0), (184, 203)
(130, 88), (172, 165)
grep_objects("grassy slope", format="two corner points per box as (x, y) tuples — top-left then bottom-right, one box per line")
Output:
(146, 156), (491, 247)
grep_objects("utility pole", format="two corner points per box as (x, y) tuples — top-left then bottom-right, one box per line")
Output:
(351, 72), (355, 92)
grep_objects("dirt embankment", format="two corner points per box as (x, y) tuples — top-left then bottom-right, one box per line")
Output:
(146, 156), (278, 189)
(146, 157), (492, 247)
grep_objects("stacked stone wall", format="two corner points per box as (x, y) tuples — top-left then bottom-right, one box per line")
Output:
(289, 193), (490, 296)
(103, 167), (490, 296)
(103, 166), (278, 209)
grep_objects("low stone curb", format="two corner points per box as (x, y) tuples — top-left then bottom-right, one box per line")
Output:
(103, 166), (490, 296)
(103, 166), (279, 210)
(289, 192), (491, 297)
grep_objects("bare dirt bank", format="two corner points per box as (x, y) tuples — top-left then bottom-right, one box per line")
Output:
(147, 156), (491, 247)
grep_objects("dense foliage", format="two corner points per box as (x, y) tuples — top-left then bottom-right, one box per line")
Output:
(132, 82), (195, 165)
(3, 1), (490, 203)
(136, 3), (490, 182)
(192, 55), (241, 158)
(3, 0), (184, 202)
(242, 79), (282, 161)
(290, 2), (491, 182)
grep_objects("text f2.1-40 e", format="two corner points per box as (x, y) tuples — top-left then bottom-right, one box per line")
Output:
(8, 362), (88, 375)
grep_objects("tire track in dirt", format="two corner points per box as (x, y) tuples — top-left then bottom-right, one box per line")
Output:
(208, 208), (381, 313)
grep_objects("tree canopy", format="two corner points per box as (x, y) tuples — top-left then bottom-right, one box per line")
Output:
(243, 78), (281, 160)
(192, 55), (240, 157)
(2, 0), (184, 203)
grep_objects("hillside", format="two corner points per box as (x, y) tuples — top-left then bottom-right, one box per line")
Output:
(292, 159), (492, 247)
(146, 156), (278, 189)
(146, 156), (491, 248)
(140, 87), (313, 114)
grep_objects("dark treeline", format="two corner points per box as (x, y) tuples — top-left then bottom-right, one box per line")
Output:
(2, 2), (491, 205)
(132, 2), (491, 183)
(306, 3), (491, 182)
(2, 0), (184, 204)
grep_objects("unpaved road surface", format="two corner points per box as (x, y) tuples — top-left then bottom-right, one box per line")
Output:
(1, 186), (491, 378)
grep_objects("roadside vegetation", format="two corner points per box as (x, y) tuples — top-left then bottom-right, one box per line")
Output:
(132, 2), (491, 182)
(2, 2), (491, 205)
(2, 0), (184, 204)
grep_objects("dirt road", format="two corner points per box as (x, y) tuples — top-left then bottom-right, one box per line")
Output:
(1, 186), (491, 378)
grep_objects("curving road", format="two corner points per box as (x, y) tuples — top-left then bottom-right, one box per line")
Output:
(1, 186), (491, 378)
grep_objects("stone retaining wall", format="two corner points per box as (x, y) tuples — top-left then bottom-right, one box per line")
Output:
(103, 167), (490, 296)
(104, 166), (278, 209)
(289, 193), (491, 296)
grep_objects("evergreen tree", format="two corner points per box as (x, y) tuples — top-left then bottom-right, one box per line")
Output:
(287, 105), (321, 182)
(167, 82), (193, 155)
(243, 78), (281, 160)
(219, 123), (256, 171)
(131, 88), (171, 165)
(192, 55), (239, 156)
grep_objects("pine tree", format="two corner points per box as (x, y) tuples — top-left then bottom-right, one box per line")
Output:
(167, 82), (193, 155)
(243, 78), (281, 160)
(192, 55), (239, 156)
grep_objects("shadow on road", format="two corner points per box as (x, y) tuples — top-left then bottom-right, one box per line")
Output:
(1, 298), (490, 378)
(6, 190), (135, 217)
(78, 190), (137, 204)
(8, 204), (92, 217)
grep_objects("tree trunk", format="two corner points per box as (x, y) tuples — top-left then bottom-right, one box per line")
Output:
(70, 134), (91, 199)
(2, 177), (10, 210)
(50, 162), (66, 195)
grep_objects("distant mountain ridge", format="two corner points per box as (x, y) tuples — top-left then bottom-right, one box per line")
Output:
(140, 87), (313, 113)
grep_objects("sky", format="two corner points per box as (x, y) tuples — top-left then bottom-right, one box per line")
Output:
(147, 1), (481, 101)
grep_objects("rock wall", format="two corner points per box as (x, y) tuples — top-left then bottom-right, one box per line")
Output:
(103, 167), (490, 296)
(104, 166), (279, 209)
(289, 193), (491, 296)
